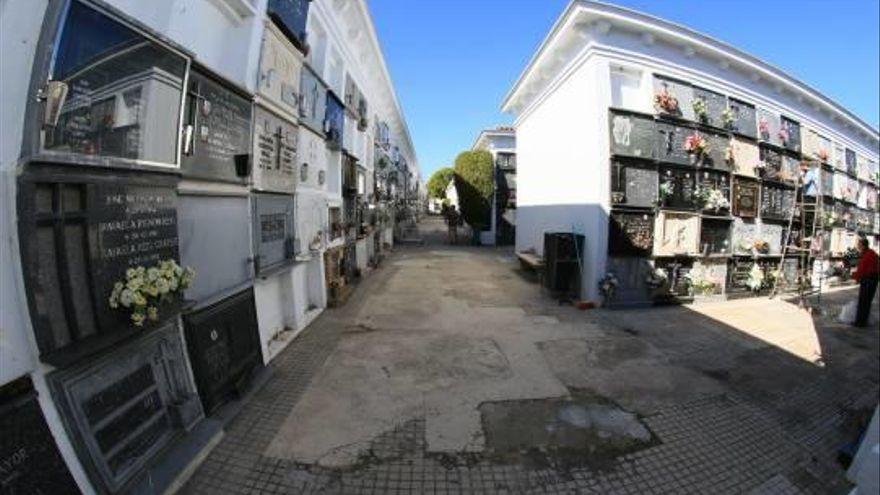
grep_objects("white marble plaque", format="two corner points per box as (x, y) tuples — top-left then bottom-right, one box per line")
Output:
(730, 137), (759, 177)
(653, 211), (699, 256)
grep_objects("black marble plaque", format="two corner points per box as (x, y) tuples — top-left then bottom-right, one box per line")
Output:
(181, 69), (252, 183)
(325, 91), (345, 150)
(703, 132), (731, 170)
(609, 211), (654, 256)
(833, 201), (847, 228)
(49, 322), (201, 493)
(844, 205), (858, 230)
(655, 121), (692, 165)
(760, 146), (784, 182)
(700, 218), (731, 255)
(0, 378), (80, 495)
(727, 259), (774, 293)
(780, 155), (800, 186)
(760, 184), (794, 220)
(697, 169), (731, 215)
(653, 75), (694, 120)
(821, 168), (834, 197)
(780, 116), (801, 153)
(728, 98), (757, 138)
(605, 257), (654, 306)
(846, 148), (857, 176)
(727, 259), (751, 293)
(692, 86), (726, 128)
(252, 193), (295, 275)
(17, 165), (180, 364)
(267, 0), (310, 51)
(659, 166), (696, 209)
(609, 111), (654, 159)
(611, 160), (658, 208)
(733, 178), (759, 217)
(184, 289), (262, 415)
(653, 259), (693, 298)
(299, 66), (327, 135)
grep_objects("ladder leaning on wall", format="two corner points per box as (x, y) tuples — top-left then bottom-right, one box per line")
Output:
(769, 160), (826, 309)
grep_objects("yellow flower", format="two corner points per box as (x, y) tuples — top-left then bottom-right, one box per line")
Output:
(131, 312), (146, 327)
(147, 306), (158, 321)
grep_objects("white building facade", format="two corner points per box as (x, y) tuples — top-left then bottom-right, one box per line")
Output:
(0, 0), (418, 493)
(503, 1), (879, 304)
(472, 127), (517, 246)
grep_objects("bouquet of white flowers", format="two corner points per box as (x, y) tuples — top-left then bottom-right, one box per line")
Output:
(746, 264), (764, 292)
(109, 259), (195, 327)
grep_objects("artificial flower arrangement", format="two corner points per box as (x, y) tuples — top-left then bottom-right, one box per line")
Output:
(653, 87), (679, 114)
(598, 272), (619, 300)
(753, 240), (770, 254)
(778, 127), (790, 146)
(685, 268), (716, 295)
(109, 259), (195, 327)
(696, 186), (731, 212)
(746, 263), (765, 292)
(684, 133), (709, 157)
(645, 267), (668, 289)
(721, 108), (735, 129)
(758, 118), (770, 140)
(692, 97), (708, 122)
(823, 210), (838, 227)
(765, 268), (783, 287)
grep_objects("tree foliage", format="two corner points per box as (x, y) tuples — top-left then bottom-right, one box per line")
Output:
(426, 167), (454, 199)
(453, 150), (494, 228)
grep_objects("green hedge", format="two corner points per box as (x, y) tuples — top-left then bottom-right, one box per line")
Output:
(426, 166), (454, 199)
(453, 150), (493, 229)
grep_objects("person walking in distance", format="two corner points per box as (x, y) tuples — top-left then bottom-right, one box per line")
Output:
(445, 206), (460, 245)
(851, 237), (879, 327)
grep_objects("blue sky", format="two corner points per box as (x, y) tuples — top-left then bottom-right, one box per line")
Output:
(368, 0), (880, 180)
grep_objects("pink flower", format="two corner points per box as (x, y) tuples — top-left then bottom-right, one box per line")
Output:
(684, 133), (707, 154)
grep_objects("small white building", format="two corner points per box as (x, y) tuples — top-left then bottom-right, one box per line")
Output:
(502, 0), (879, 303)
(444, 178), (460, 210)
(472, 127), (517, 245)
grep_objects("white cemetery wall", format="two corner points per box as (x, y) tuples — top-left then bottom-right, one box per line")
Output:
(514, 56), (608, 301)
(104, 0), (264, 91)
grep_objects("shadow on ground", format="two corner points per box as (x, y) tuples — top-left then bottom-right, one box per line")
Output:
(182, 217), (878, 494)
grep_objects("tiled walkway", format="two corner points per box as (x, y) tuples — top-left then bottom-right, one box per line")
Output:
(182, 220), (878, 494)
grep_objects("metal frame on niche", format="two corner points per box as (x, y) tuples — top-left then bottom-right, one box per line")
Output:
(22, 0), (193, 171)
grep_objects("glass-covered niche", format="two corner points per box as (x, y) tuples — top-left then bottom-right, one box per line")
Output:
(43, 1), (187, 165)
(325, 91), (345, 150)
(267, 0), (311, 52)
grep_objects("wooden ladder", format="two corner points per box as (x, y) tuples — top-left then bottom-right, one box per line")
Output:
(769, 161), (825, 308)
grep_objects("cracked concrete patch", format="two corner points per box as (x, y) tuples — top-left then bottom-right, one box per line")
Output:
(478, 390), (657, 472)
(263, 246), (604, 467)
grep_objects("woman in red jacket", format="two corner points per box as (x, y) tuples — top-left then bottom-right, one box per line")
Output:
(852, 237), (879, 327)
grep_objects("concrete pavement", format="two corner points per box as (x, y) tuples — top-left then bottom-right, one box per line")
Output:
(182, 216), (878, 494)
